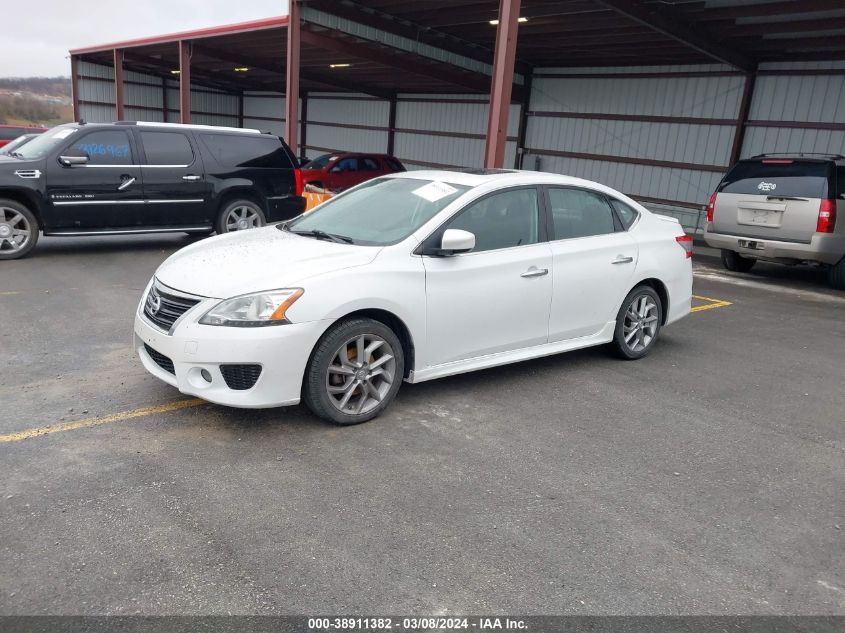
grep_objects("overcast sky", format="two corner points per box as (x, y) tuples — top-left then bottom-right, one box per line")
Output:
(3, 0), (288, 77)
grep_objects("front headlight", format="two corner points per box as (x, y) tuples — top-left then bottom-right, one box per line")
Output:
(199, 288), (304, 327)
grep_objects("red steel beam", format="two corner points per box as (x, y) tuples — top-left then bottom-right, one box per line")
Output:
(286, 0), (301, 154)
(178, 41), (191, 124)
(484, 0), (521, 169)
(70, 56), (80, 122)
(729, 72), (756, 165)
(114, 49), (125, 121)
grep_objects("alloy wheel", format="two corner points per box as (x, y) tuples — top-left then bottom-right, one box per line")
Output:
(325, 334), (396, 416)
(0, 206), (32, 253)
(623, 294), (659, 353)
(225, 205), (263, 231)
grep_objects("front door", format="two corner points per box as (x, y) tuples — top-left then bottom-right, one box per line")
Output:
(421, 187), (553, 368)
(327, 156), (361, 191)
(44, 128), (144, 230)
(137, 130), (211, 227)
(545, 187), (638, 341)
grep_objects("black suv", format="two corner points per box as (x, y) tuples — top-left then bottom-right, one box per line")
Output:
(0, 121), (305, 259)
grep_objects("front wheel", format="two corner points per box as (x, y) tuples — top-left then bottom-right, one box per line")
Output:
(611, 286), (663, 360)
(721, 249), (756, 273)
(215, 199), (266, 234)
(0, 199), (39, 260)
(303, 318), (404, 425)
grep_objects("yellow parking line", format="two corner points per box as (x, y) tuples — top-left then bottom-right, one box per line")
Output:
(691, 294), (732, 313)
(0, 398), (205, 444)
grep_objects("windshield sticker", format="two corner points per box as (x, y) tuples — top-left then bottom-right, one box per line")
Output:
(757, 181), (777, 192)
(52, 128), (77, 139)
(412, 181), (459, 202)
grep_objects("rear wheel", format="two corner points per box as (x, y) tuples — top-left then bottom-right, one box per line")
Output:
(0, 199), (39, 260)
(611, 285), (663, 360)
(721, 249), (756, 273)
(303, 318), (404, 425)
(829, 257), (845, 290)
(215, 199), (266, 234)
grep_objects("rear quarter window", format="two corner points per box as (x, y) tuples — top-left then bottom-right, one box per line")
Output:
(199, 134), (293, 169)
(719, 160), (832, 198)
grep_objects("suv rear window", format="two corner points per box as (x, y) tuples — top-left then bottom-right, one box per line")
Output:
(719, 160), (831, 199)
(199, 134), (293, 169)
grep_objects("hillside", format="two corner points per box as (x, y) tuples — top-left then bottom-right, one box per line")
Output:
(0, 76), (73, 126)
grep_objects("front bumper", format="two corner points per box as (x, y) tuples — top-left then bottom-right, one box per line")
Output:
(703, 228), (845, 265)
(134, 303), (330, 409)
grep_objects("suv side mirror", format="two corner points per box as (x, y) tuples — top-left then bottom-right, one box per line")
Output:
(59, 149), (89, 167)
(438, 229), (475, 256)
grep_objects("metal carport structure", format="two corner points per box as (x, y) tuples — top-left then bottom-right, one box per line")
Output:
(69, 0), (845, 229)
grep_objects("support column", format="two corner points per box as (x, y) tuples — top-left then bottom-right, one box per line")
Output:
(179, 40), (191, 124)
(729, 70), (757, 165)
(484, 0), (521, 169)
(238, 91), (245, 128)
(113, 49), (125, 121)
(70, 56), (80, 122)
(515, 73), (532, 169)
(300, 91), (308, 159)
(387, 95), (397, 156)
(161, 77), (169, 122)
(285, 0), (301, 154)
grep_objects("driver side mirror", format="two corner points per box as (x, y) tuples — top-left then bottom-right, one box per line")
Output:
(59, 149), (89, 167)
(437, 229), (475, 256)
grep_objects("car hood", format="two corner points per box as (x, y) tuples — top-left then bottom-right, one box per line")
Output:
(155, 227), (380, 298)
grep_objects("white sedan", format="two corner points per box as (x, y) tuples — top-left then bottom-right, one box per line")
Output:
(134, 170), (693, 424)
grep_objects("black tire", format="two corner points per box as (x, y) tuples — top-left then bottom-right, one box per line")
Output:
(215, 199), (267, 234)
(611, 285), (663, 360)
(721, 249), (756, 273)
(0, 199), (39, 260)
(303, 317), (405, 425)
(829, 257), (845, 290)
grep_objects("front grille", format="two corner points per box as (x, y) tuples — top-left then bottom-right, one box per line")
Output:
(144, 343), (175, 375)
(220, 364), (262, 390)
(144, 281), (201, 332)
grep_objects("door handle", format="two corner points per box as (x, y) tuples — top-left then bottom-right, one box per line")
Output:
(612, 256), (634, 265)
(182, 175), (202, 181)
(117, 176), (136, 191)
(521, 267), (549, 278)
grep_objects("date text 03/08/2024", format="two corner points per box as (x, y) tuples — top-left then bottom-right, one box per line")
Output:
(307, 617), (528, 630)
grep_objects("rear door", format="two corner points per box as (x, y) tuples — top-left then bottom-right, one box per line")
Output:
(44, 128), (144, 229)
(137, 129), (211, 226)
(713, 159), (831, 243)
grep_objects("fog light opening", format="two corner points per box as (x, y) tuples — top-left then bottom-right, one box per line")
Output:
(200, 369), (212, 383)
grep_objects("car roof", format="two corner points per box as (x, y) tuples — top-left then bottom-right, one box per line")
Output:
(386, 168), (617, 190)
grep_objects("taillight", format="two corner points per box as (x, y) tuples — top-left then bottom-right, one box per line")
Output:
(706, 192), (717, 223)
(675, 234), (693, 259)
(294, 167), (303, 197)
(817, 199), (836, 233)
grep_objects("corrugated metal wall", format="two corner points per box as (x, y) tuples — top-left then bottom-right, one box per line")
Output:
(525, 64), (743, 220)
(305, 93), (389, 157)
(742, 61), (845, 158)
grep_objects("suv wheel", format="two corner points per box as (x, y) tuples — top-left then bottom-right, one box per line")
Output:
(829, 257), (845, 290)
(611, 285), (663, 360)
(303, 318), (404, 425)
(721, 249), (756, 273)
(0, 199), (39, 260)
(216, 199), (266, 234)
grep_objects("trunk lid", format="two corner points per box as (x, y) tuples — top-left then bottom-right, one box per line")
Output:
(712, 159), (832, 244)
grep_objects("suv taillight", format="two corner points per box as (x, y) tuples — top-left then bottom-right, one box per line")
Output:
(675, 234), (693, 259)
(294, 167), (303, 197)
(706, 192), (717, 223)
(817, 199), (836, 233)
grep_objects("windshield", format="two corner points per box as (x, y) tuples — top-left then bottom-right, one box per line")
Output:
(286, 177), (470, 246)
(303, 153), (335, 170)
(0, 134), (37, 156)
(15, 126), (78, 160)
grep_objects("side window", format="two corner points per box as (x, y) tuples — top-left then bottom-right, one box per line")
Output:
(199, 134), (292, 168)
(837, 166), (845, 198)
(385, 158), (404, 172)
(548, 188), (616, 240)
(74, 130), (132, 165)
(334, 157), (359, 172)
(140, 132), (194, 166)
(608, 198), (639, 230)
(446, 188), (540, 253)
(0, 127), (27, 141)
(361, 157), (380, 171)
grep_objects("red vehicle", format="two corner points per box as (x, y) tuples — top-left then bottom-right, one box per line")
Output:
(0, 125), (48, 148)
(300, 152), (405, 191)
